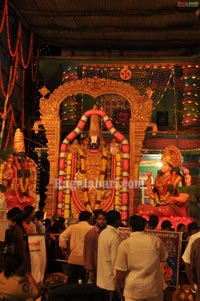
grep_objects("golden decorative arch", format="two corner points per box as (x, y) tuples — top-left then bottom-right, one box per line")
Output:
(34, 77), (157, 217)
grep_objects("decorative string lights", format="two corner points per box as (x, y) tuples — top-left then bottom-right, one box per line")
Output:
(60, 63), (79, 122)
(181, 65), (200, 126)
(80, 64), (172, 110)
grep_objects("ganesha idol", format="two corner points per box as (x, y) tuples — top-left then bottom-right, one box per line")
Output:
(0, 129), (37, 212)
(57, 105), (130, 224)
(137, 145), (191, 218)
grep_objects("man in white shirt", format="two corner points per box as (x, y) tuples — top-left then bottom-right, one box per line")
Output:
(182, 230), (200, 285)
(115, 215), (168, 301)
(59, 211), (93, 283)
(97, 210), (121, 301)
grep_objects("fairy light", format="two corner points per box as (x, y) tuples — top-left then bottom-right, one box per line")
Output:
(181, 65), (200, 126)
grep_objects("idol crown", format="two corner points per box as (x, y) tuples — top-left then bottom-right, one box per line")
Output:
(14, 128), (25, 153)
(162, 145), (182, 168)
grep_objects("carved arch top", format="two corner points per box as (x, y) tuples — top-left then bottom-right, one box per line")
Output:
(39, 77), (153, 122)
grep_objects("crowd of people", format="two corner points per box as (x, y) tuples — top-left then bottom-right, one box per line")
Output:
(0, 207), (200, 301)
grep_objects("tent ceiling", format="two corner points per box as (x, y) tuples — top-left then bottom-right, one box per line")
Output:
(8, 0), (200, 58)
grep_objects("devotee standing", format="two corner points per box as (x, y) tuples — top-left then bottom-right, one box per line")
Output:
(145, 214), (159, 230)
(34, 210), (45, 234)
(97, 210), (121, 301)
(59, 210), (93, 284)
(115, 215), (168, 301)
(22, 205), (37, 234)
(190, 237), (200, 300)
(160, 220), (174, 231)
(84, 210), (107, 284)
(4, 207), (31, 273)
(182, 227), (200, 286)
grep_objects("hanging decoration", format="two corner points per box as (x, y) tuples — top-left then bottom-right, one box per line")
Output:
(61, 62), (78, 83)
(80, 64), (172, 111)
(60, 95), (77, 121)
(181, 65), (200, 126)
(96, 94), (130, 126)
(120, 65), (132, 80)
(0, 0), (39, 148)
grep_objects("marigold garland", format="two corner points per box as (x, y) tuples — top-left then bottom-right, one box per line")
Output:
(64, 152), (73, 218)
(114, 153), (121, 211)
(0, 0), (38, 141)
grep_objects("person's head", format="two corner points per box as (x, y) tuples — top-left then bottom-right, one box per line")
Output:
(35, 210), (44, 221)
(106, 210), (121, 228)
(92, 209), (104, 225)
(148, 215), (159, 230)
(79, 211), (92, 223)
(187, 222), (199, 235)
(161, 220), (173, 231)
(52, 213), (61, 223)
(3, 253), (24, 278)
(177, 223), (186, 232)
(130, 215), (146, 232)
(51, 216), (65, 233)
(7, 207), (23, 228)
(23, 205), (35, 223)
(43, 218), (51, 231)
(95, 211), (107, 230)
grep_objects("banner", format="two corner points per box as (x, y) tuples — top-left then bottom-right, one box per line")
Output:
(28, 234), (46, 284)
(146, 230), (182, 288)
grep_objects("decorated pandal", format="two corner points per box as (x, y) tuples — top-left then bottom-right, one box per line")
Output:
(0, 112), (195, 230)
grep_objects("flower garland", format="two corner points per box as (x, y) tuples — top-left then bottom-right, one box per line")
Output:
(0, 0), (34, 64)
(64, 152), (73, 218)
(114, 153), (121, 211)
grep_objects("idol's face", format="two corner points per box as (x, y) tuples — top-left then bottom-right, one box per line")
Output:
(89, 136), (100, 149)
(161, 161), (172, 173)
(17, 152), (26, 162)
